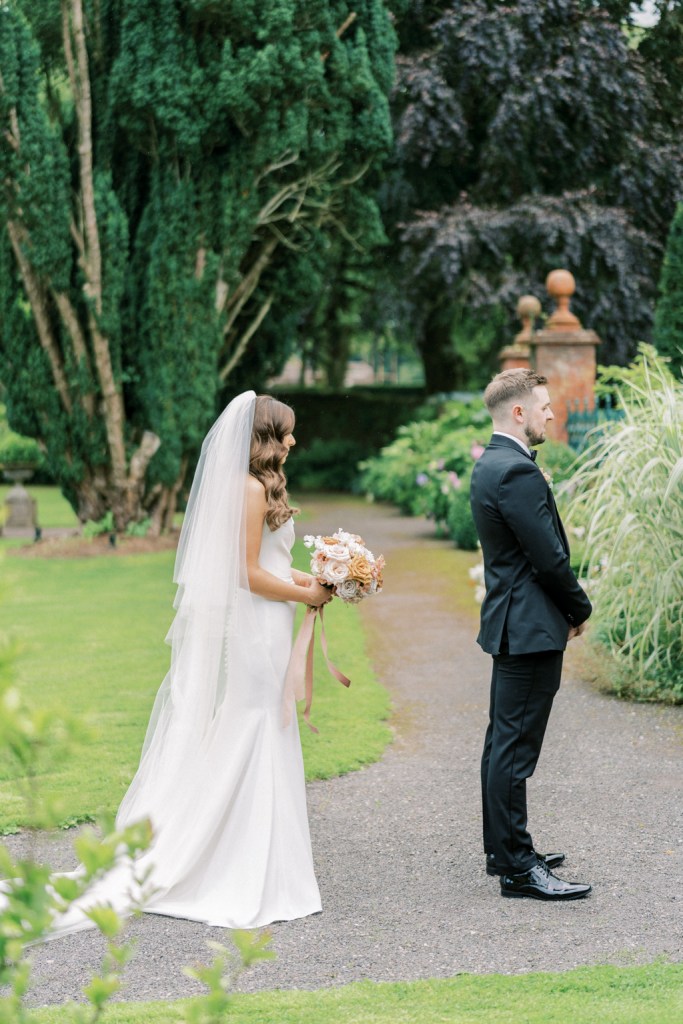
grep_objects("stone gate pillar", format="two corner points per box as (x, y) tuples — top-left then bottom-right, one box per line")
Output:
(529, 270), (600, 444)
(498, 295), (539, 371)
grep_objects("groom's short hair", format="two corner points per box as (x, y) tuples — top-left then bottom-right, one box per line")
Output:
(484, 369), (548, 414)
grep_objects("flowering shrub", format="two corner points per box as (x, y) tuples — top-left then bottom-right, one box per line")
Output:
(447, 486), (480, 549)
(359, 398), (488, 548)
(360, 398), (577, 551)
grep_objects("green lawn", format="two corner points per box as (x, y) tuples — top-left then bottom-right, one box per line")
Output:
(0, 541), (391, 832)
(32, 963), (683, 1024)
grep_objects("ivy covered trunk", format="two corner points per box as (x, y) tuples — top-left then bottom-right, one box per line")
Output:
(0, 0), (394, 530)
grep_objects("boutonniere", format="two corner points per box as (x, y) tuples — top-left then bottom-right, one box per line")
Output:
(541, 469), (553, 490)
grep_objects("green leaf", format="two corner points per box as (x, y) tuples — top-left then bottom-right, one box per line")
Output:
(84, 905), (123, 939)
(83, 972), (121, 1009)
(231, 928), (276, 966)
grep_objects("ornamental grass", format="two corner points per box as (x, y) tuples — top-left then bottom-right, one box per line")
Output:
(569, 346), (683, 702)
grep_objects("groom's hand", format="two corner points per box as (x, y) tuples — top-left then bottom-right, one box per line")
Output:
(568, 620), (588, 641)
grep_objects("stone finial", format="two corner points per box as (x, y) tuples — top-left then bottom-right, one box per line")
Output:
(515, 294), (542, 343)
(546, 269), (581, 331)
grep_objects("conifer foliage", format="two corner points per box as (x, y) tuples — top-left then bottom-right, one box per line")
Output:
(0, 1), (394, 528)
(653, 203), (683, 377)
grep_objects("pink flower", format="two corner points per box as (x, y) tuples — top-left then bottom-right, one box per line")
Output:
(471, 443), (485, 461)
(448, 471), (461, 490)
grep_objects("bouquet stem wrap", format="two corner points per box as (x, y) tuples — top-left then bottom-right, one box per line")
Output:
(282, 606), (350, 733)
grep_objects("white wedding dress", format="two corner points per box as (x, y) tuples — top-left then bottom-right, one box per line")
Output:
(1, 392), (321, 938)
(50, 517), (321, 935)
(132, 517), (321, 928)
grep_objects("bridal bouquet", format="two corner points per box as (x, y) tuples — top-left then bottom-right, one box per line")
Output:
(303, 529), (384, 604)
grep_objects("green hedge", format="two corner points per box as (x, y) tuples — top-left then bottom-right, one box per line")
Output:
(0, 404), (43, 469)
(274, 387), (427, 491)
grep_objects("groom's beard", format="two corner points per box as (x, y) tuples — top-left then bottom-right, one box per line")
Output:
(524, 426), (546, 447)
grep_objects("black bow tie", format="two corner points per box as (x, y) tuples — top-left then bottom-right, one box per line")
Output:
(529, 450), (537, 462)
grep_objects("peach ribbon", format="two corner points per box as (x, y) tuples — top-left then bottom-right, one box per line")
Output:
(282, 605), (351, 733)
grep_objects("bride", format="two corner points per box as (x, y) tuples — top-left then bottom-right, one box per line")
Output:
(59, 391), (332, 932)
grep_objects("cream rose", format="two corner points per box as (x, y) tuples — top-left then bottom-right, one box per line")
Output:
(320, 561), (350, 584)
(322, 542), (352, 562)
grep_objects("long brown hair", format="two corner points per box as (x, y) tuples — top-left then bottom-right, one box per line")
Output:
(249, 395), (299, 530)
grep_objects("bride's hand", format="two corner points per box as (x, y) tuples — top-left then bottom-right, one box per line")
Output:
(292, 568), (316, 586)
(306, 580), (333, 607)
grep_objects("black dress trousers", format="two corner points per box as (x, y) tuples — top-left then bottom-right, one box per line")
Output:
(481, 648), (564, 875)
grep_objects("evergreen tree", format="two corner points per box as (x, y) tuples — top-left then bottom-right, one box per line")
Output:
(384, 0), (683, 391)
(637, 1), (683, 125)
(0, 1), (394, 528)
(653, 203), (683, 376)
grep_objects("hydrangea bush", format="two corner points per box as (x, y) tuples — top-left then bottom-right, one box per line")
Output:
(360, 398), (577, 550)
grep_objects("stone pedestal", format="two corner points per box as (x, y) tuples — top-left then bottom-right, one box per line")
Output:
(529, 271), (600, 444)
(498, 343), (531, 371)
(4, 483), (37, 528)
(2, 468), (37, 529)
(498, 294), (539, 372)
(531, 329), (599, 443)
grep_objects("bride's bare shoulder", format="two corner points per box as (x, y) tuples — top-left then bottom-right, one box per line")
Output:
(246, 473), (265, 497)
(245, 475), (267, 542)
(245, 474), (266, 518)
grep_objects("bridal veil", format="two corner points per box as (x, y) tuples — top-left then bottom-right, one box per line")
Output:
(117, 390), (259, 832)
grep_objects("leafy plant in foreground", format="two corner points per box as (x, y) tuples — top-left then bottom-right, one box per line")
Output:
(0, 558), (275, 1019)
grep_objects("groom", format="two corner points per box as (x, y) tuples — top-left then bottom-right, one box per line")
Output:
(470, 369), (593, 901)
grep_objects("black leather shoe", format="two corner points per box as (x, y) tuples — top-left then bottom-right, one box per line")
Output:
(500, 860), (591, 900)
(486, 851), (565, 876)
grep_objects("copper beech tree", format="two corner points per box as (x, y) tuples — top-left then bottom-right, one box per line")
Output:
(384, 0), (683, 391)
(0, 0), (394, 530)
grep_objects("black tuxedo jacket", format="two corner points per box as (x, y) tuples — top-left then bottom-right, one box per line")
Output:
(469, 434), (592, 656)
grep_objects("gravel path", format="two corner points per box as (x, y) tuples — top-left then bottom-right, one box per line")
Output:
(8, 496), (683, 1006)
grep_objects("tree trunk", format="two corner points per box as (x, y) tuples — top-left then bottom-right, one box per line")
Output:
(320, 325), (352, 389)
(147, 457), (188, 537)
(418, 304), (461, 394)
(72, 473), (110, 523)
(64, 0), (129, 493)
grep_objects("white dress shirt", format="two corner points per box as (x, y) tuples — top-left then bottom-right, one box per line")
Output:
(492, 431), (532, 457)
